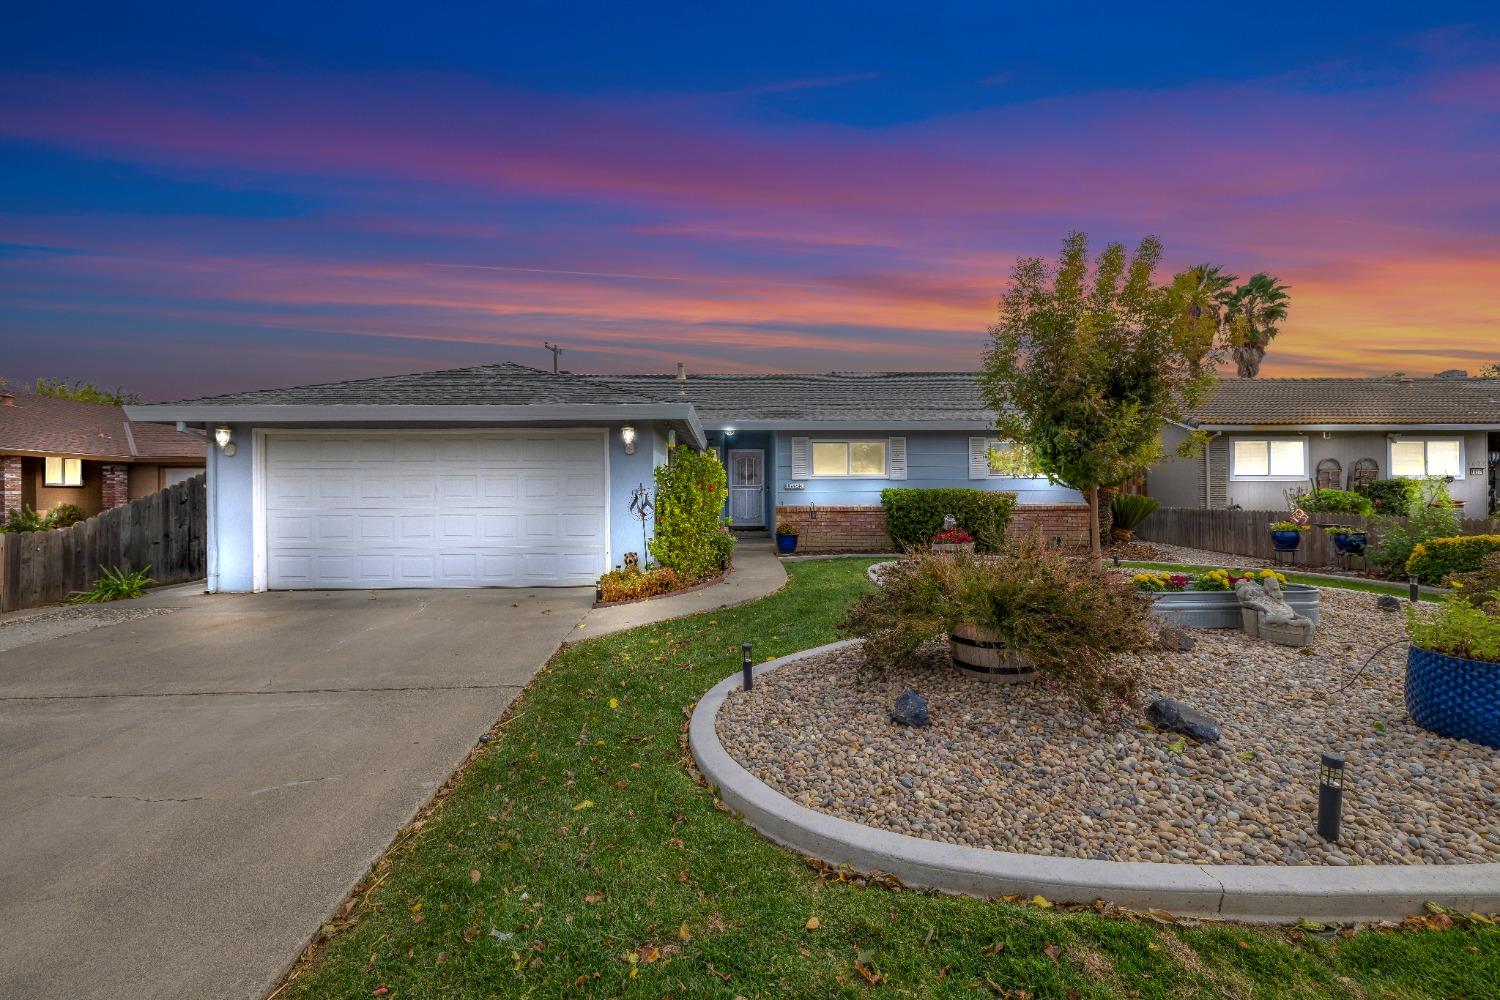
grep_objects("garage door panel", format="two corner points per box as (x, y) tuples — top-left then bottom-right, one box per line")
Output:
(265, 432), (607, 589)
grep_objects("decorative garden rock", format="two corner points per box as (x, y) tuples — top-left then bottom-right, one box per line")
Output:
(890, 688), (931, 728)
(1377, 594), (1402, 612)
(1235, 577), (1315, 646)
(1145, 698), (1221, 743)
(1145, 699), (1219, 742)
(1156, 625), (1197, 652)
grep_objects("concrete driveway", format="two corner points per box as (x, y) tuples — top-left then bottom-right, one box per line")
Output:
(0, 584), (593, 1000)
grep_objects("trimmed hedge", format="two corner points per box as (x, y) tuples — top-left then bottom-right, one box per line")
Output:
(880, 488), (1018, 553)
(1293, 487), (1374, 518)
(648, 447), (733, 578)
(1406, 535), (1500, 584)
(1356, 477), (1420, 515)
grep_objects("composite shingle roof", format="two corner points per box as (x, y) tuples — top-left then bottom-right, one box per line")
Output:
(0, 391), (205, 461)
(1186, 377), (1500, 426)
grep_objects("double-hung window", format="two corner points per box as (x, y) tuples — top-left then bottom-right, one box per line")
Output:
(1390, 438), (1463, 479)
(1230, 439), (1306, 480)
(44, 456), (83, 487)
(811, 440), (887, 477)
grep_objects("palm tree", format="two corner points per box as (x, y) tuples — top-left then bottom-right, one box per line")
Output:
(1177, 263), (1238, 334)
(1225, 273), (1291, 378)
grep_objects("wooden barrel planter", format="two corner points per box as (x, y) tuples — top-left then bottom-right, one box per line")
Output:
(948, 622), (1036, 684)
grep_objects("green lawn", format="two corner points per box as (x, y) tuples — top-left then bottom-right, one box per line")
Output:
(1119, 561), (1441, 601)
(282, 560), (1496, 999)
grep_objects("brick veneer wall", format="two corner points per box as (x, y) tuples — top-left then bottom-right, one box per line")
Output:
(775, 503), (1092, 553)
(101, 462), (130, 511)
(0, 456), (21, 517)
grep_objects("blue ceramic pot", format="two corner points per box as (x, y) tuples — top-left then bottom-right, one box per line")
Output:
(1332, 532), (1367, 555)
(1270, 529), (1303, 552)
(775, 533), (798, 554)
(1406, 646), (1500, 749)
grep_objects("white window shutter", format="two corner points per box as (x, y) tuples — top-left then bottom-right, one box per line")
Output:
(969, 437), (991, 479)
(791, 437), (810, 479)
(887, 437), (907, 480)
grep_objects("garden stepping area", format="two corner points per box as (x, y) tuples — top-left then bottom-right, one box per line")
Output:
(717, 587), (1500, 867)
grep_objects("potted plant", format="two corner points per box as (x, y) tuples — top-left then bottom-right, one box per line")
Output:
(1405, 591), (1500, 748)
(840, 538), (1153, 706)
(1328, 525), (1368, 556)
(930, 526), (975, 554)
(1268, 520), (1308, 552)
(1109, 493), (1159, 543)
(774, 523), (799, 555)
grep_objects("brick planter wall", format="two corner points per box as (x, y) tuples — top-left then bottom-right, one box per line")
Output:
(1, 456), (21, 517)
(775, 503), (1092, 553)
(101, 463), (130, 511)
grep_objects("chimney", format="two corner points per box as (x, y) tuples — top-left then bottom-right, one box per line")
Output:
(1, 391), (13, 406)
(676, 361), (686, 397)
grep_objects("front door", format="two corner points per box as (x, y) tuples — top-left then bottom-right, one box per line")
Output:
(727, 449), (765, 527)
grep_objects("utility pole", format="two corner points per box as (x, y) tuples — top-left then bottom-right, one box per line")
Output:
(543, 342), (563, 373)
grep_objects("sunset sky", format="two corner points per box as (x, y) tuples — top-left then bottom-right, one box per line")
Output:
(3, 4), (1498, 400)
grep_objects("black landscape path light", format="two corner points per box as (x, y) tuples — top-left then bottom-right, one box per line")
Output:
(1408, 575), (1420, 604)
(742, 642), (753, 691)
(1318, 752), (1345, 843)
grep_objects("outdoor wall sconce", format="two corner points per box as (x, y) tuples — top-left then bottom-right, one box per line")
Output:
(724, 426), (737, 438)
(1317, 752), (1345, 843)
(213, 426), (236, 457)
(621, 424), (637, 455)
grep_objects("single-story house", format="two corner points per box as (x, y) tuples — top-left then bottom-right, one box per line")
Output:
(125, 363), (1089, 592)
(1147, 377), (1500, 514)
(1, 389), (206, 519)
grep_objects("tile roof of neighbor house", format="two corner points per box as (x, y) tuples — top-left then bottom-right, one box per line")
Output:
(1187, 377), (1500, 426)
(0, 391), (206, 461)
(595, 371), (994, 422)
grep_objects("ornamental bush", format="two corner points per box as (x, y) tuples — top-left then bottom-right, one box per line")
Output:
(1407, 593), (1500, 664)
(647, 447), (733, 579)
(1367, 477), (1460, 578)
(840, 538), (1152, 709)
(880, 488), (1018, 553)
(1292, 487), (1374, 518)
(1450, 553), (1500, 613)
(597, 566), (684, 603)
(1356, 477), (1420, 515)
(1406, 535), (1500, 585)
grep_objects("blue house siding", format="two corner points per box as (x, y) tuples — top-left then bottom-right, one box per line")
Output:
(769, 430), (1083, 510)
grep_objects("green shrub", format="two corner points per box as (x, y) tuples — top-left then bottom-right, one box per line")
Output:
(1406, 535), (1500, 584)
(1450, 553), (1500, 612)
(1368, 477), (1461, 578)
(839, 538), (1152, 708)
(597, 566), (683, 603)
(647, 447), (733, 579)
(1109, 493), (1158, 535)
(879, 488), (1018, 553)
(1, 506), (48, 533)
(47, 503), (89, 529)
(1357, 477), (1420, 515)
(1408, 593), (1500, 664)
(69, 565), (153, 603)
(1292, 487), (1374, 518)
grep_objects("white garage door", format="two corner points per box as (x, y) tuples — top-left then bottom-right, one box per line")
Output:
(263, 431), (607, 589)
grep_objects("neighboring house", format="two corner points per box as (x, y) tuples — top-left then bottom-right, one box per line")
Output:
(0, 390), (206, 519)
(125, 363), (1090, 592)
(1147, 378), (1500, 514)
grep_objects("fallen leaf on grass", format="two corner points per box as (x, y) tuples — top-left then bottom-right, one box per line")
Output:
(1146, 941), (1161, 952)
(583, 892), (605, 904)
(979, 940), (1005, 956)
(706, 963), (730, 981)
(1031, 895), (1053, 909)
(854, 952), (886, 985)
(469, 869), (481, 884)
(678, 922), (692, 942)
(573, 800), (594, 812)
(805, 916), (821, 930)
(1043, 944), (1062, 964)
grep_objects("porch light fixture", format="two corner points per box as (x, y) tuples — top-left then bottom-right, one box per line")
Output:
(620, 424), (637, 455)
(723, 427), (736, 438)
(1317, 752), (1345, 843)
(213, 426), (236, 457)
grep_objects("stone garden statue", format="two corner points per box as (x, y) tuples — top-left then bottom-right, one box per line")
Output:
(1234, 576), (1314, 646)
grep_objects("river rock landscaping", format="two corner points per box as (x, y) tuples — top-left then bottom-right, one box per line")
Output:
(717, 587), (1500, 867)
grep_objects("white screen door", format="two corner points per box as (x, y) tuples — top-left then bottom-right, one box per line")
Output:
(728, 449), (765, 526)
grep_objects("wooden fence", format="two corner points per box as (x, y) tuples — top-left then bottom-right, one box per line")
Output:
(0, 474), (205, 613)
(1136, 507), (1500, 566)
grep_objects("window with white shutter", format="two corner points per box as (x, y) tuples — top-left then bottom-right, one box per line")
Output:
(887, 437), (907, 480)
(791, 437), (810, 479)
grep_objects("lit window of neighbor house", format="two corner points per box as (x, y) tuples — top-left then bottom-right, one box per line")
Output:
(1231, 439), (1306, 480)
(811, 440), (887, 477)
(44, 457), (83, 487)
(1390, 438), (1463, 478)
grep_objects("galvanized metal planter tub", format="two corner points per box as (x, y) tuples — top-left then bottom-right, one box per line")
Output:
(1148, 585), (1320, 629)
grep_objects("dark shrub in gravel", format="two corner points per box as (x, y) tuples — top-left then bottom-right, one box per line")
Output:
(840, 536), (1154, 708)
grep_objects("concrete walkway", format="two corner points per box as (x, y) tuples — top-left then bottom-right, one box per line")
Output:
(580, 538), (787, 638)
(0, 585), (592, 1000)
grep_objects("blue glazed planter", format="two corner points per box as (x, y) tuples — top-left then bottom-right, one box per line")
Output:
(775, 533), (798, 555)
(1270, 529), (1303, 552)
(1332, 532), (1367, 555)
(1406, 646), (1500, 749)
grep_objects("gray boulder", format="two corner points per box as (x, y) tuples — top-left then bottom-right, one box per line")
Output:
(1146, 698), (1220, 743)
(890, 688), (931, 727)
(1377, 594), (1402, 612)
(1157, 626), (1197, 652)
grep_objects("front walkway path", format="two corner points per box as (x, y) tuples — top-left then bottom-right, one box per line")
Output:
(580, 538), (787, 639)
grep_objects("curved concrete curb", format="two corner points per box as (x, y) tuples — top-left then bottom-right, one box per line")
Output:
(866, 560), (898, 585)
(690, 640), (1500, 924)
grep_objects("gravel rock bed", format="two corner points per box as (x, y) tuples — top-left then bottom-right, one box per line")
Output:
(717, 588), (1500, 866)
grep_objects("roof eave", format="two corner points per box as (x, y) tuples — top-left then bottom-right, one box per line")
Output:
(701, 418), (998, 432)
(1193, 422), (1500, 432)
